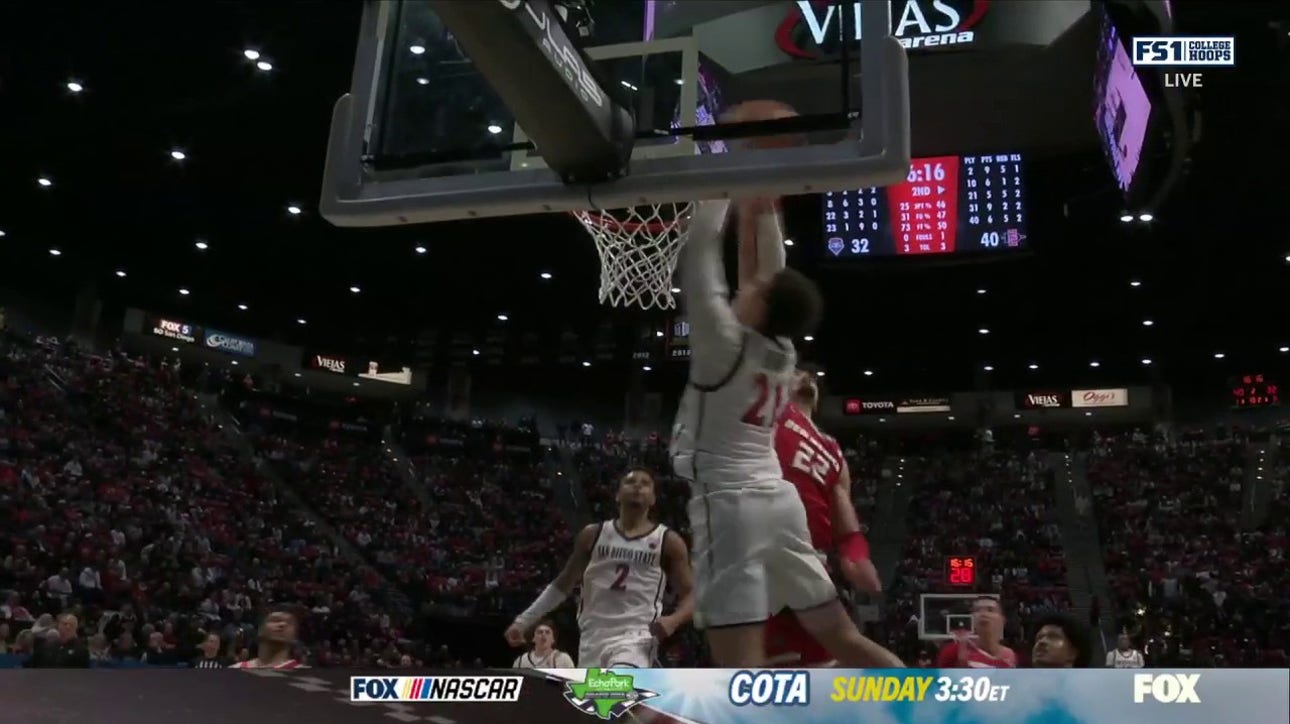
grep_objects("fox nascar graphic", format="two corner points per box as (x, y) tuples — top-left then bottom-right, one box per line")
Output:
(350, 675), (523, 702)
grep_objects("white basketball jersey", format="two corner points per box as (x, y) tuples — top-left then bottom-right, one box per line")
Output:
(1109, 649), (1144, 668)
(578, 522), (668, 638)
(670, 332), (795, 491)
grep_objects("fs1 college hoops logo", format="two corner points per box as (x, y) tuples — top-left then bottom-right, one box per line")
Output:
(562, 668), (661, 720)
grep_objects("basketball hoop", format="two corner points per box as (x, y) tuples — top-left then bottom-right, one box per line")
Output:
(572, 202), (693, 310)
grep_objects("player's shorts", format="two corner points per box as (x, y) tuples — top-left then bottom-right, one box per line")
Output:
(687, 480), (837, 629)
(765, 609), (834, 666)
(579, 630), (658, 669)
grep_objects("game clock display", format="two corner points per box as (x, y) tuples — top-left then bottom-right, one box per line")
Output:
(1231, 373), (1279, 409)
(823, 153), (1028, 258)
(946, 556), (977, 586)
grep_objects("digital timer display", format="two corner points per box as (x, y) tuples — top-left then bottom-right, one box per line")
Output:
(823, 153), (1029, 258)
(946, 556), (977, 586)
(1231, 373), (1279, 409)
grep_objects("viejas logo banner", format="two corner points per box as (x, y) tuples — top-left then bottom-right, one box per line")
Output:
(203, 329), (256, 357)
(311, 354), (347, 374)
(149, 316), (200, 344)
(1016, 391), (1071, 409)
(776, 0), (990, 59)
(1071, 388), (1129, 408)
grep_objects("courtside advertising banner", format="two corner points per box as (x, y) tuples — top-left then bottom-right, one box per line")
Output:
(844, 397), (951, 415)
(203, 329), (257, 357)
(1015, 391), (1071, 409)
(1072, 387), (1130, 407)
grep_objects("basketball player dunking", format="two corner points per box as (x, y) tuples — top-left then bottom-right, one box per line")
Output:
(228, 609), (306, 669)
(935, 596), (1017, 668)
(764, 365), (882, 666)
(668, 188), (902, 668)
(505, 470), (694, 668)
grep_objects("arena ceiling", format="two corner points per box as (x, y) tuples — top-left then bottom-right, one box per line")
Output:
(1, 1), (1288, 397)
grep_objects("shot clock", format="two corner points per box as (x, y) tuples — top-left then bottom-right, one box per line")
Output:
(823, 152), (1029, 258)
(946, 556), (977, 586)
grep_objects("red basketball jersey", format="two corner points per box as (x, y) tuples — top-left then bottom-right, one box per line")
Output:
(774, 402), (845, 550)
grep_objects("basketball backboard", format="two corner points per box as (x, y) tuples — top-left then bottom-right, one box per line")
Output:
(320, 0), (910, 226)
(919, 593), (994, 641)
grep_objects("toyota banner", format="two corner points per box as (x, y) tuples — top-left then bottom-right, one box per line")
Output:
(844, 396), (951, 415)
(203, 329), (257, 357)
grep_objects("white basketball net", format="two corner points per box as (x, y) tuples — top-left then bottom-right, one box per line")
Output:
(572, 202), (694, 310)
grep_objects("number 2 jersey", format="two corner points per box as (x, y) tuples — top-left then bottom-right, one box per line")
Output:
(577, 521), (669, 639)
(670, 332), (796, 492)
(774, 402), (845, 550)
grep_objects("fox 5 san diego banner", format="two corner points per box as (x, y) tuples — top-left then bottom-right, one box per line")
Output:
(328, 669), (1287, 724)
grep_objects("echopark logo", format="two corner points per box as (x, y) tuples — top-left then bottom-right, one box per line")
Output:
(776, 0), (990, 59)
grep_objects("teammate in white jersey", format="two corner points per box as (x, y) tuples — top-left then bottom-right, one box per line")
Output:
(1105, 633), (1145, 668)
(670, 191), (902, 668)
(512, 620), (575, 669)
(505, 469), (693, 667)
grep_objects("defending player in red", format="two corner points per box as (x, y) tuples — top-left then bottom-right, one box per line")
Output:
(764, 366), (882, 666)
(935, 596), (1017, 668)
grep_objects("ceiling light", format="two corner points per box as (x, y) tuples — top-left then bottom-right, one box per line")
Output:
(1090, 360), (1101, 368)
(1141, 358), (1152, 366)
(287, 205), (302, 215)
(670, 286), (681, 294)
(1142, 319), (1154, 327)
(487, 124), (503, 135)
(581, 361), (591, 368)
(1085, 411), (1092, 417)
(1138, 213), (1154, 222)
(803, 335), (814, 342)
(243, 49), (261, 61)
(1129, 280), (1141, 287)
(349, 285), (361, 294)
(947, 416), (956, 421)
(256, 60), (273, 72)
(67, 81), (84, 93)
(1280, 346), (1289, 353)
(410, 44), (426, 55)
(643, 365), (652, 371)
(976, 288), (986, 295)
(194, 241), (208, 250)
(416, 77), (430, 86)
(178, 288), (190, 296)
(815, 370), (825, 377)
(353, 382), (360, 387)
(170, 149), (187, 161)
(1013, 413), (1021, 418)
(978, 328), (989, 335)
(621, 80), (639, 91)
(172, 347), (179, 352)
(0, 229), (6, 237)
(415, 245), (428, 255)
(114, 270), (126, 278)
(293, 372), (301, 378)
(863, 369), (874, 377)
(539, 271), (552, 280)
(48, 248), (61, 256)
(470, 349), (480, 356)
(497, 314), (508, 321)
(237, 304), (248, 311)
(37, 177), (52, 188)
(1119, 214), (1134, 223)
(654, 330), (663, 338)
(983, 364), (994, 371)
(1214, 352), (1225, 359)
(296, 318), (307, 325)
(231, 361), (238, 366)
(784, 238), (795, 247)
(1028, 363), (1039, 370)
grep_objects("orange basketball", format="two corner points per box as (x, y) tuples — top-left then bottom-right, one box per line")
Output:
(722, 99), (803, 149)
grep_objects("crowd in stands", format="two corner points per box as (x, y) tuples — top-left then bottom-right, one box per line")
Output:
(5, 328), (1290, 669)
(882, 448), (1071, 664)
(1090, 430), (1289, 667)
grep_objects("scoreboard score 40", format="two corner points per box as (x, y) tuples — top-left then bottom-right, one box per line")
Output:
(1132, 35), (1235, 90)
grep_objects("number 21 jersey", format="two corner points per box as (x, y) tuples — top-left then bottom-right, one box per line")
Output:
(578, 522), (669, 638)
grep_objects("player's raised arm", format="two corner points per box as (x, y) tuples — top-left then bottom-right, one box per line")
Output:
(831, 462), (881, 594)
(679, 199), (743, 381)
(650, 530), (695, 639)
(736, 200), (787, 291)
(504, 523), (598, 647)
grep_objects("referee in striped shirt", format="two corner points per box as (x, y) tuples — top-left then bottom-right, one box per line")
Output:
(191, 632), (228, 669)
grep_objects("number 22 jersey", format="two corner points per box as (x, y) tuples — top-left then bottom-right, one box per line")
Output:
(774, 402), (845, 550)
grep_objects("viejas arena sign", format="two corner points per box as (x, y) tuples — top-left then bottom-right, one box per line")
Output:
(776, 0), (991, 58)
(1016, 391), (1071, 410)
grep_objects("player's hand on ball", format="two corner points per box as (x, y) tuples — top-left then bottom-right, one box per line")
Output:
(840, 557), (882, 595)
(504, 623), (527, 648)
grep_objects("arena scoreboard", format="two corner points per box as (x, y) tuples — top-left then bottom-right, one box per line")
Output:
(1231, 373), (1279, 409)
(946, 556), (977, 586)
(823, 152), (1028, 258)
